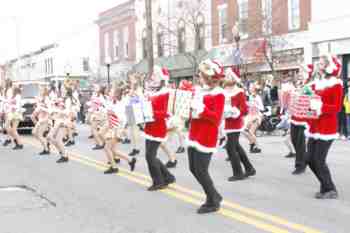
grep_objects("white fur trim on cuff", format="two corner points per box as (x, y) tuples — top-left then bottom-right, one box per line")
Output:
(142, 132), (168, 142)
(186, 139), (217, 153)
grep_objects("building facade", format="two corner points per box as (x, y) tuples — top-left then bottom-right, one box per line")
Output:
(210, 0), (311, 78)
(96, 0), (138, 81)
(306, 0), (350, 87)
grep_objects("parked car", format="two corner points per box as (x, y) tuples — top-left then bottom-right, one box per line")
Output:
(14, 81), (49, 132)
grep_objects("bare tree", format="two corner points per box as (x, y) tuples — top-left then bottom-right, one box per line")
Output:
(155, 0), (209, 76)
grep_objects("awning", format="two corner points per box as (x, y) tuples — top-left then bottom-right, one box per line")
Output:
(208, 39), (267, 67)
(132, 50), (208, 78)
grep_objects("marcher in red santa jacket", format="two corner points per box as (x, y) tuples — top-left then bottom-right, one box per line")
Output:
(223, 67), (256, 181)
(305, 54), (342, 199)
(187, 59), (225, 214)
(143, 66), (176, 192)
(144, 88), (170, 142)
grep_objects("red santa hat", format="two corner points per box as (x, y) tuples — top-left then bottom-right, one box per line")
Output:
(198, 59), (225, 80)
(179, 80), (194, 91)
(225, 66), (241, 83)
(153, 66), (170, 83)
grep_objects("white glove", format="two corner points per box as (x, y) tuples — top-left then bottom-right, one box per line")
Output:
(310, 99), (322, 116)
(224, 106), (240, 119)
(191, 98), (205, 116)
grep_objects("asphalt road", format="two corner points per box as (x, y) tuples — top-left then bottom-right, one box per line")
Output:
(1, 125), (350, 233)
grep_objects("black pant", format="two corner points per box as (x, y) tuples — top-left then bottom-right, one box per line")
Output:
(290, 124), (307, 170)
(226, 132), (254, 176)
(145, 140), (174, 185)
(307, 138), (336, 193)
(188, 147), (221, 205)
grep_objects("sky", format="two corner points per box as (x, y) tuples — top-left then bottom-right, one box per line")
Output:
(0, 0), (127, 64)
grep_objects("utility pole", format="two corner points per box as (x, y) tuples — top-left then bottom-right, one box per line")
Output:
(145, 0), (154, 77)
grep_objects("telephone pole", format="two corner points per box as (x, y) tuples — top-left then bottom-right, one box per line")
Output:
(145, 0), (154, 77)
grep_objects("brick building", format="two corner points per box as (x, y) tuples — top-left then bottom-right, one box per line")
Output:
(96, 0), (139, 81)
(210, 0), (311, 78)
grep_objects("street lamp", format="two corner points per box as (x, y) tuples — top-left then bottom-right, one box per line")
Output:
(105, 56), (111, 88)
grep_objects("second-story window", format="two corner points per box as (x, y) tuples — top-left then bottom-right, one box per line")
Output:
(142, 29), (147, 59)
(177, 20), (186, 53)
(288, 0), (300, 31)
(114, 30), (120, 60)
(218, 3), (228, 43)
(262, 0), (272, 35)
(124, 26), (129, 58)
(104, 33), (109, 63)
(157, 26), (164, 57)
(238, 0), (249, 38)
(196, 14), (205, 50)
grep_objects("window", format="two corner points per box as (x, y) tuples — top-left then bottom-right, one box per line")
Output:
(238, 0), (249, 38)
(113, 30), (120, 60)
(124, 26), (129, 58)
(196, 14), (205, 50)
(142, 29), (147, 59)
(288, 0), (300, 31)
(104, 33), (109, 63)
(262, 0), (272, 35)
(157, 27), (164, 57)
(83, 57), (90, 72)
(177, 20), (186, 53)
(218, 4), (228, 43)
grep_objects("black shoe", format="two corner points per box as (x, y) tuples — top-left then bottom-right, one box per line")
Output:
(147, 183), (168, 191)
(56, 156), (69, 163)
(315, 190), (338, 199)
(13, 144), (23, 150)
(228, 175), (246, 182)
(129, 149), (140, 156)
(104, 167), (119, 174)
(128, 158), (137, 171)
(114, 158), (121, 164)
(175, 146), (185, 154)
(197, 205), (220, 214)
(285, 152), (296, 158)
(88, 135), (94, 139)
(65, 141), (75, 147)
(292, 168), (306, 175)
(166, 160), (177, 168)
(250, 147), (261, 154)
(92, 144), (104, 150)
(165, 176), (176, 185)
(39, 150), (50, 155)
(245, 168), (256, 177)
(73, 132), (78, 137)
(3, 139), (11, 147)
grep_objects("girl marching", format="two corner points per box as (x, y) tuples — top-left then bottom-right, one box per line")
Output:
(223, 67), (256, 181)
(143, 66), (176, 191)
(305, 54), (342, 199)
(5, 86), (25, 150)
(32, 86), (51, 155)
(187, 59), (225, 214)
(102, 86), (137, 174)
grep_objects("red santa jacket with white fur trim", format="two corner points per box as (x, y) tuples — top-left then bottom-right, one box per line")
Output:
(224, 88), (248, 133)
(144, 89), (170, 142)
(305, 77), (343, 140)
(188, 87), (225, 153)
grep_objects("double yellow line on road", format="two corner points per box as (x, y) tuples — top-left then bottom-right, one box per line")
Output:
(23, 137), (323, 233)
